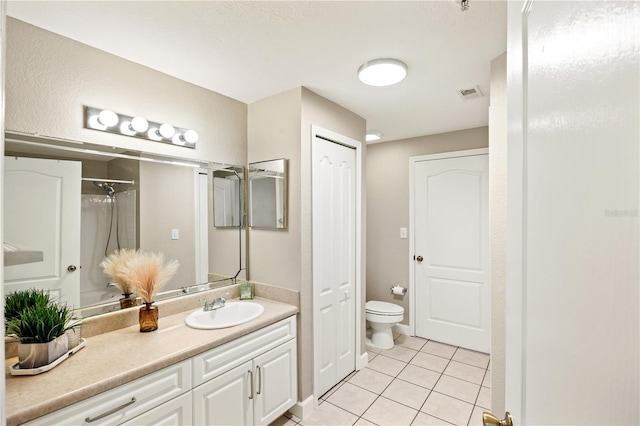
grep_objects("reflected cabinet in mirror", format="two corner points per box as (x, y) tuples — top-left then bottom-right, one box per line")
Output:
(248, 159), (288, 229)
(3, 132), (247, 317)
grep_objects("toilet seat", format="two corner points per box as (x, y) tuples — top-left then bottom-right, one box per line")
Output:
(366, 300), (404, 316)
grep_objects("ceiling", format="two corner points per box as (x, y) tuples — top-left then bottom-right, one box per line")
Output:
(6, 1), (507, 144)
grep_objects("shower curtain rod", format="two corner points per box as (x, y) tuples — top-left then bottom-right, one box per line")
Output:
(82, 177), (135, 185)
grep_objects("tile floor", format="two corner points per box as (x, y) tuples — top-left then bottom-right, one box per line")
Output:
(270, 335), (491, 426)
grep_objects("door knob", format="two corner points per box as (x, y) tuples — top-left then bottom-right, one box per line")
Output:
(67, 265), (77, 272)
(482, 411), (513, 426)
(416, 255), (424, 262)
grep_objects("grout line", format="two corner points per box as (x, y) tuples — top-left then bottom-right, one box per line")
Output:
(327, 395), (380, 421)
(360, 339), (491, 426)
(440, 370), (485, 386)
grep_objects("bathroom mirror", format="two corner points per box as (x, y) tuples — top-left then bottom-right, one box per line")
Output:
(213, 168), (245, 228)
(3, 131), (247, 317)
(248, 159), (288, 229)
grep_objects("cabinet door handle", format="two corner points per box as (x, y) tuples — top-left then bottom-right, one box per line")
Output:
(85, 397), (136, 423)
(256, 365), (262, 395)
(248, 370), (254, 400)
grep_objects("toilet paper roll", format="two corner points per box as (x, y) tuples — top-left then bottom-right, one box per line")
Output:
(391, 285), (407, 296)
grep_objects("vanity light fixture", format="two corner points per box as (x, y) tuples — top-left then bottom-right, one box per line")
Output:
(84, 106), (198, 149)
(357, 58), (408, 87)
(366, 131), (383, 142)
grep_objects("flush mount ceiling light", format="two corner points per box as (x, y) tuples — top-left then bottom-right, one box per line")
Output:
(366, 131), (383, 142)
(358, 59), (408, 87)
(84, 106), (198, 149)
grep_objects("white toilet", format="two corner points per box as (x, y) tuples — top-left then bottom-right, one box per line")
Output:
(365, 300), (404, 350)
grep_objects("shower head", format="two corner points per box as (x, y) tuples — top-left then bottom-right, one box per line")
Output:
(94, 181), (116, 197)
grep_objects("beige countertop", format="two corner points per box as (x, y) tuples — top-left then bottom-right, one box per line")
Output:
(4, 297), (298, 426)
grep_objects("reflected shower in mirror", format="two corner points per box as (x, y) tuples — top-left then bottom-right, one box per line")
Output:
(248, 159), (288, 229)
(213, 168), (245, 228)
(3, 132), (246, 317)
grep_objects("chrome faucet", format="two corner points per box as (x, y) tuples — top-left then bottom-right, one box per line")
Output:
(204, 295), (226, 311)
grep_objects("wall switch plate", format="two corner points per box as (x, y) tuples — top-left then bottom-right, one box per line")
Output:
(171, 229), (179, 240)
(400, 227), (408, 239)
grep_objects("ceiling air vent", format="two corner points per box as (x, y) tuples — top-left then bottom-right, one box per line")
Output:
(457, 85), (484, 101)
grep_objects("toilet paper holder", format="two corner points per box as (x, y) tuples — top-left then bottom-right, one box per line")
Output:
(390, 285), (407, 295)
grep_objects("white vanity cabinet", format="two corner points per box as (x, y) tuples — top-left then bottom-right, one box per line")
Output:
(193, 339), (297, 426)
(22, 315), (297, 426)
(192, 316), (297, 426)
(25, 360), (192, 426)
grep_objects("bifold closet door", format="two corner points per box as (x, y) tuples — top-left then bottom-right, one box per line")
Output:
(312, 135), (356, 398)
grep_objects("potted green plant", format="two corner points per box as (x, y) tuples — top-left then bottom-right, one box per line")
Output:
(4, 289), (50, 336)
(6, 302), (79, 369)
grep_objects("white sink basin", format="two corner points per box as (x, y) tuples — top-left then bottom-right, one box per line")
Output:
(185, 301), (265, 330)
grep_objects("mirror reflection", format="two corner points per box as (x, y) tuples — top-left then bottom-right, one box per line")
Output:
(3, 132), (246, 317)
(213, 168), (245, 228)
(248, 159), (288, 229)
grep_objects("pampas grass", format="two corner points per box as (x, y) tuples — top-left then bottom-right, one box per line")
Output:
(121, 251), (179, 304)
(100, 249), (139, 295)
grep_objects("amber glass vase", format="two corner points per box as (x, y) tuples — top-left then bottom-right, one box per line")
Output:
(119, 293), (137, 309)
(139, 303), (158, 332)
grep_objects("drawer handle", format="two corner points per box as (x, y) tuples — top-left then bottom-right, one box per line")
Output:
(248, 370), (254, 400)
(85, 397), (136, 423)
(256, 365), (262, 395)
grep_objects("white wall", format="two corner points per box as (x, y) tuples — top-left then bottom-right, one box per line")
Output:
(6, 17), (247, 165)
(248, 87), (365, 403)
(366, 127), (488, 324)
(247, 88), (302, 288)
(139, 161), (196, 289)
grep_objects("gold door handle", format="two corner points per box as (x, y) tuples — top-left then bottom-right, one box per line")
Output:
(416, 255), (424, 262)
(483, 411), (513, 426)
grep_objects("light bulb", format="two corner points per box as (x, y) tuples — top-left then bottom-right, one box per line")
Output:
(181, 129), (199, 144)
(88, 115), (107, 130)
(120, 121), (136, 136)
(97, 109), (119, 127)
(130, 117), (149, 133)
(158, 123), (175, 139)
(148, 127), (162, 141)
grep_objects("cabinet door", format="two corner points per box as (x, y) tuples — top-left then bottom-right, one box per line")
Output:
(121, 392), (192, 426)
(193, 360), (254, 426)
(253, 339), (297, 426)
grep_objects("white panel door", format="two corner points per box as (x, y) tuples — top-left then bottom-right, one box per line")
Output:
(253, 339), (297, 426)
(414, 154), (489, 353)
(312, 135), (356, 397)
(4, 157), (81, 308)
(505, 1), (639, 423)
(193, 360), (254, 426)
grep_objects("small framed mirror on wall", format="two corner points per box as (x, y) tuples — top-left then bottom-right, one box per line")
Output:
(248, 159), (288, 229)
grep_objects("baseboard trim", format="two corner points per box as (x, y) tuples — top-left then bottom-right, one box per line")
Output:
(357, 351), (369, 370)
(289, 395), (315, 420)
(393, 323), (411, 336)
